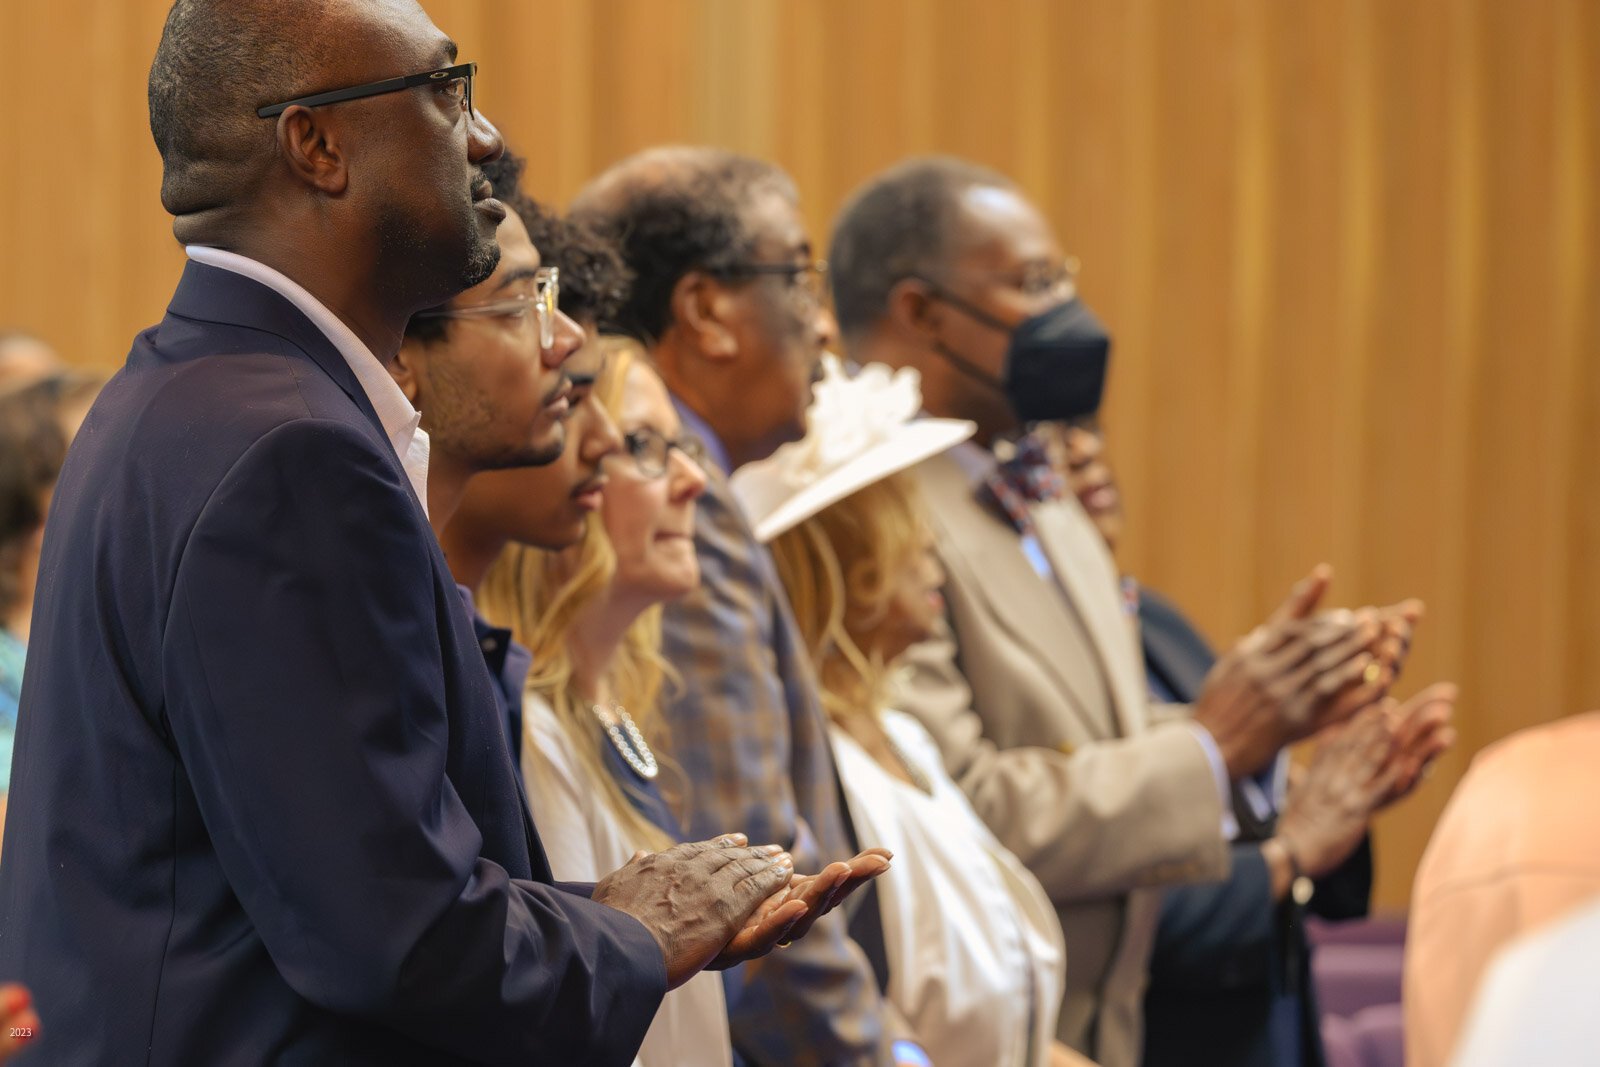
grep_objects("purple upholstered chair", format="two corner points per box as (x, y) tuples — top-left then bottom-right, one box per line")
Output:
(1320, 1014), (1364, 1067)
(1321, 1002), (1406, 1067)
(1307, 915), (1408, 949)
(1313, 943), (1405, 1019)
(1350, 1002), (1405, 1067)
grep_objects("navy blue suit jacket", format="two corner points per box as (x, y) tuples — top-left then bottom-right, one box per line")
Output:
(1138, 588), (1371, 1067)
(0, 262), (666, 1065)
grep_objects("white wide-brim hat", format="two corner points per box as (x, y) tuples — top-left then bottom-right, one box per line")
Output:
(731, 356), (975, 543)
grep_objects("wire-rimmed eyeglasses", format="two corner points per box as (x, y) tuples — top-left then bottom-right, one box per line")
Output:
(712, 260), (829, 305)
(617, 426), (710, 479)
(412, 267), (560, 349)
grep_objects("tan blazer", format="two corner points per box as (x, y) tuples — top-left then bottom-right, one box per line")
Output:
(897, 447), (1229, 1067)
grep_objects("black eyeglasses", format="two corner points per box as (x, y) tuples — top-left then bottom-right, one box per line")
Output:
(713, 260), (829, 304)
(617, 427), (710, 479)
(257, 62), (476, 119)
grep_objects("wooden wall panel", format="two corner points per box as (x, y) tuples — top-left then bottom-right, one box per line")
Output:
(3, 0), (1596, 908)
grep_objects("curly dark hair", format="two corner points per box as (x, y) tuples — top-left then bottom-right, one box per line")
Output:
(570, 148), (796, 345)
(536, 216), (631, 332)
(828, 156), (1014, 342)
(480, 150), (551, 240)
(489, 164), (632, 329)
(0, 387), (67, 619)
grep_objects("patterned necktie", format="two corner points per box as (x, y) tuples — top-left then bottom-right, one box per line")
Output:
(980, 431), (1065, 536)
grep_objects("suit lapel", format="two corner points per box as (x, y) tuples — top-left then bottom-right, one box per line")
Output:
(918, 451), (1109, 726)
(163, 259), (443, 526)
(1031, 494), (1150, 737)
(1139, 603), (1212, 702)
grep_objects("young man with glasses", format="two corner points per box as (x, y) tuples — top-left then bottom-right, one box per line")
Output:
(0, 3), (881, 1062)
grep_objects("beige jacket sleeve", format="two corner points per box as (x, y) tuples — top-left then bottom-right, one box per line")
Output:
(898, 624), (1230, 904)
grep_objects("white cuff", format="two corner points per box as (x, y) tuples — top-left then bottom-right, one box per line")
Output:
(1183, 720), (1239, 841)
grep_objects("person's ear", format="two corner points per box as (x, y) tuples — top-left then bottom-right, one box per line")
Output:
(274, 106), (350, 196)
(390, 340), (424, 407)
(673, 271), (740, 361)
(887, 277), (943, 346)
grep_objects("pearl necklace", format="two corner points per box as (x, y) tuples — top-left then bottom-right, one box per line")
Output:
(592, 703), (659, 780)
(883, 731), (933, 795)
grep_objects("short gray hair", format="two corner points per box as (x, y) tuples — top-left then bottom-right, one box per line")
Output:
(572, 148), (796, 345)
(828, 156), (1014, 341)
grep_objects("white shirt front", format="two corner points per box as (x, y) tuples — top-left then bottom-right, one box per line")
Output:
(183, 246), (431, 515)
(832, 708), (1067, 1067)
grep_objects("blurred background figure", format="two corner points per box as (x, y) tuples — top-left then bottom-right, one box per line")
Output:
(0, 333), (99, 439)
(741, 357), (1091, 1067)
(1404, 712), (1600, 1067)
(0, 333), (88, 1060)
(0, 334), (62, 394)
(0, 392), (65, 726)
(0, 331), (101, 854)
(1445, 886), (1600, 1067)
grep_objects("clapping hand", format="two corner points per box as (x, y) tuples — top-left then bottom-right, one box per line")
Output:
(1375, 682), (1456, 807)
(712, 848), (893, 968)
(1277, 705), (1401, 878)
(1194, 565), (1427, 780)
(1277, 682), (1456, 879)
(592, 835), (891, 989)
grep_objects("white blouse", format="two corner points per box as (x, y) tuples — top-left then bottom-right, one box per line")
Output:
(832, 709), (1067, 1067)
(521, 693), (734, 1067)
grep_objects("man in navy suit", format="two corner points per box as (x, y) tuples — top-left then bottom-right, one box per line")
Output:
(0, 1), (883, 1063)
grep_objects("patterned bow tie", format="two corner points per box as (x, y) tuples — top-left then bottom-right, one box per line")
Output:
(980, 432), (1065, 535)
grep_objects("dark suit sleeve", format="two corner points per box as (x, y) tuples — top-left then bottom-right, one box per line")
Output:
(1148, 843), (1276, 990)
(1310, 836), (1374, 922)
(161, 419), (665, 1065)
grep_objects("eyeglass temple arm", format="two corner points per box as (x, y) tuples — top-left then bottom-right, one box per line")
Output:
(256, 75), (411, 119)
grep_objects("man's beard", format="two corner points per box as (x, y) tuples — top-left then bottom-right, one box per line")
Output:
(425, 362), (568, 474)
(474, 434), (565, 472)
(376, 194), (500, 310)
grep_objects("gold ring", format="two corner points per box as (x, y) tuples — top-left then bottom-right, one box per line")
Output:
(776, 939), (793, 949)
(1363, 662), (1382, 685)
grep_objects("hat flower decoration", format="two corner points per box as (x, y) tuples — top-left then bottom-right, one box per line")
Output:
(732, 354), (975, 543)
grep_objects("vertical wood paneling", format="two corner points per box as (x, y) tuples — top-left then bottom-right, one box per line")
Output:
(3, 0), (1595, 908)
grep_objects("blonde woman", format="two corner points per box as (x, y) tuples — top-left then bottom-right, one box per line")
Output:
(478, 346), (729, 1067)
(734, 358), (1089, 1067)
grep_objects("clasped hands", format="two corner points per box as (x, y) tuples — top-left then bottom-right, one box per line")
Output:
(592, 835), (892, 989)
(1194, 563), (1456, 880)
(1193, 563), (1438, 780)
(1274, 683), (1456, 879)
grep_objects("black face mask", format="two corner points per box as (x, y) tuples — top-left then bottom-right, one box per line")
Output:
(1002, 298), (1112, 425)
(926, 289), (1113, 426)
